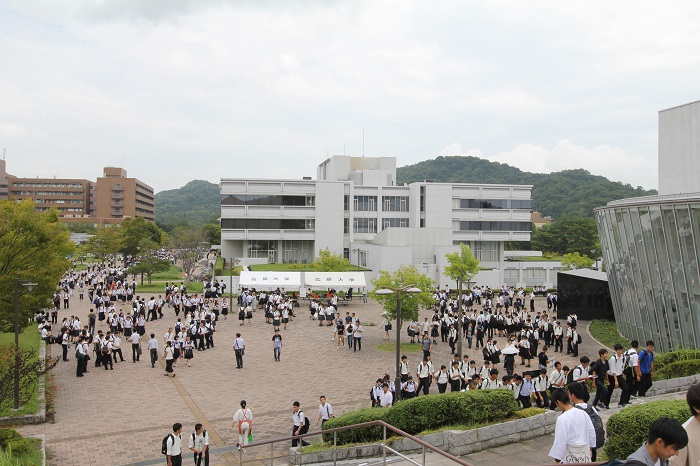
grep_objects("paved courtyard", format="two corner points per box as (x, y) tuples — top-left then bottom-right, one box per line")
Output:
(18, 292), (603, 465)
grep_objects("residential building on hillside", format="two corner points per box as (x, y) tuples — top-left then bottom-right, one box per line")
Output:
(595, 100), (700, 352)
(0, 161), (155, 225)
(220, 155), (532, 288)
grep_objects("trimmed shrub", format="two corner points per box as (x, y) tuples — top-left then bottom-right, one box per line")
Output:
(0, 430), (21, 450)
(655, 359), (700, 380)
(321, 408), (387, 444)
(513, 407), (546, 418)
(322, 389), (518, 445)
(655, 350), (700, 370)
(604, 400), (691, 460)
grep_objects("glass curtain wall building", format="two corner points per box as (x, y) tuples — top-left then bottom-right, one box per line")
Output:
(595, 194), (700, 352)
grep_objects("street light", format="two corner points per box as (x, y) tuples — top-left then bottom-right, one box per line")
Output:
(14, 278), (37, 410)
(375, 285), (422, 401)
(229, 258), (241, 309)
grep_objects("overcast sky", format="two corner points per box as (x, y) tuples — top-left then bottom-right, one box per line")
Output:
(2, 0), (699, 193)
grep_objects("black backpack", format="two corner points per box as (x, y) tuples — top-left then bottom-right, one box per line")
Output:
(575, 404), (605, 449)
(161, 433), (174, 455)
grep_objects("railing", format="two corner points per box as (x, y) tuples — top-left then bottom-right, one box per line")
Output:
(129, 420), (607, 466)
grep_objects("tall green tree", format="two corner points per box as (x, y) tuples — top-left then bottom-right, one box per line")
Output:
(444, 244), (480, 285)
(85, 226), (122, 263)
(561, 252), (595, 271)
(313, 248), (352, 272)
(0, 200), (74, 330)
(170, 227), (206, 284)
(371, 265), (434, 323)
(530, 216), (599, 255)
(120, 217), (163, 257)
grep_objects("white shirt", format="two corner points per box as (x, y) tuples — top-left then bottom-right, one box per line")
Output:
(481, 378), (503, 390)
(379, 390), (393, 408)
(548, 406), (596, 462)
(165, 433), (182, 456)
(318, 403), (333, 420)
(188, 430), (209, 452)
(608, 354), (625, 376)
(148, 338), (158, 350)
(550, 369), (565, 388)
(233, 408), (253, 424)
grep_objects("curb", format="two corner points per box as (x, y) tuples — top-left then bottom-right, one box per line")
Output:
(586, 321), (613, 352)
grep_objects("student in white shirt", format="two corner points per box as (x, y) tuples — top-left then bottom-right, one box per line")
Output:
(165, 423), (183, 466)
(315, 396), (334, 426)
(549, 361), (566, 410)
(230, 400), (253, 449)
(379, 384), (393, 408)
(188, 423), (209, 466)
(548, 389), (596, 463)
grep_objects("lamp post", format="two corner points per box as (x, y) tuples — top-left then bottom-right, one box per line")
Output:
(14, 278), (37, 410)
(229, 258), (241, 308)
(375, 285), (422, 401)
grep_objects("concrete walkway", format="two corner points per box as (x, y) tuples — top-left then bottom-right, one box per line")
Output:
(17, 289), (604, 465)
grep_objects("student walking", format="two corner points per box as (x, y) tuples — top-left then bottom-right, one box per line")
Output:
(164, 341), (175, 377)
(231, 400), (252, 450)
(315, 396), (334, 427)
(272, 330), (282, 361)
(292, 402), (310, 447)
(148, 333), (159, 368)
(233, 333), (245, 368)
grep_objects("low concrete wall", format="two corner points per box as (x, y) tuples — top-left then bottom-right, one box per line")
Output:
(291, 410), (558, 464)
(607, 373), (700, 404)
(0, 340), (47, 426)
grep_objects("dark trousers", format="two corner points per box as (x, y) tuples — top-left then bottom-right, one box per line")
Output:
(535, 390), (549, 408)
(592, 378), (608, 407)
(168, 454), (182, 466)
(625, 369), (639, 397)
(417, 377), (430, 395)
(638, 373), (653, 396)
(606, 375), (629, 406)
(76, 357), (85, 376)
(103, 354), (113, 370)
(150, 348), (158, 367)
(437, 382), (447, 394)
(353, 337), (362, 352)
(205, 333), (214, 348)
(113, 348), (124, 362)
(291, 426), (310, 447)
(194, 450), (209, 466)
(554, 336), (563, 352)
(197, 335), (206, 350)
(518, 394), (532, 408)
(235, 349), (244, 368)
(62, 345), (69, 361)
(450, 380), (461, 392)
(132, 344), (140, 362)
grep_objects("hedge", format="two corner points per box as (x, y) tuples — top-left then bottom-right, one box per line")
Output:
(604, 400), (691, 460)
(322, 389), (518, 445)
(654, 349), (700, 370)
(656, 359), (700, 380)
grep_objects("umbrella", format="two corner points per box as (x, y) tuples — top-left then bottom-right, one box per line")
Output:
(501, 344), (518, 355)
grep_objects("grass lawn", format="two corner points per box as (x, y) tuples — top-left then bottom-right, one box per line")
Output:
(589, 319), (626, 350)
(376, 342), (423, 353)
(0, 329), (41, 417)
(152, 265), (185, 280)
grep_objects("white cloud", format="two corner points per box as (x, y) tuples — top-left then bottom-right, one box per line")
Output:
(2, 0), (697, 192)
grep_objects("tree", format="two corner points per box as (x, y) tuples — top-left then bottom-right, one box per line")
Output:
(444, 244), (480, 356)
(0, 200), (74, 330)
(170, 227), (205, 285)
(371, 265), (434, 324)
(128, 239), (171, 285)
(202, 223), (221, 246)
(561, 252), (595, 271)
(85, 226), (122, 264)
(313, 248), (352, 272)
(119, 217), (163, 257)
(530, 216), (599, 256)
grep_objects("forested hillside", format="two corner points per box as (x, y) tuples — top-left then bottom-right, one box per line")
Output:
(397, 156), (656, 218)
(155, 180), (220, 228)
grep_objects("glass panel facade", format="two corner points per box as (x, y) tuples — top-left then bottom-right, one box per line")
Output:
(382, 196), (409, 211)
(459, 221), (531, 232)
(221, 218), (312, 230)
(595, 199), (700, 352)
(221, 194), (310, 206)
(459, 199), (532, 209)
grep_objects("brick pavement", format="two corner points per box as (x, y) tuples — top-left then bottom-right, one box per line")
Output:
(17, 292), (601, 466)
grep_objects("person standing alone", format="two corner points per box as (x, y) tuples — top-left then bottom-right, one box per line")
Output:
(233, 333), (245, 368)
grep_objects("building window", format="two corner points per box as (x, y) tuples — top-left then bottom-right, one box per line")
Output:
(382, 196), (409, 212)
(382, 218), (409, 228)
(358, 250), (367, 268)
(221, 218), (312, 230)
(458, 221), (531, 232)
(505, 269), (519, 279)
(344, 218), (349, 234)
(459, 199), (532, 210)
(221, 194), (311, 206)
(353, 196), (377, 211)
(344, 195), (350, 211)
(353, 218), (377, 233)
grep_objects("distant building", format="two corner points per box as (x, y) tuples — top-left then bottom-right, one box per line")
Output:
(0, 161), (155, 226)
(595, 100), (700, 352)
(220, 155), (532, 288)
(531, 211), (552, 228)
(94, 167), (155, 223)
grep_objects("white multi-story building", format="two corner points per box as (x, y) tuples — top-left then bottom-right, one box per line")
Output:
(220, 155), (532, 288)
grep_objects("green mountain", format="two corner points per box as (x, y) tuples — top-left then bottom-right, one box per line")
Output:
(397, 156), (657, 218)
(155, 180), (220, 227)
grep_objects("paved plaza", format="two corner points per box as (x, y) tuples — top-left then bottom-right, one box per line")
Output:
(18, 292), (602, 465)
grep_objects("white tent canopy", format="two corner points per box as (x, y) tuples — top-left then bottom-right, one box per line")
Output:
(304, 272), (366, 289)
(239, 271), (302, 289)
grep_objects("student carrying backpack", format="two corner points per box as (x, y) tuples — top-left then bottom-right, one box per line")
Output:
(575, 404), (605, 449)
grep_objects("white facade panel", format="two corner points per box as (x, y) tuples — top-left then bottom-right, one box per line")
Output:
(220, 181), (247, 194)
(246, 182), (283, 193)
(659, 101), (700, 195)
